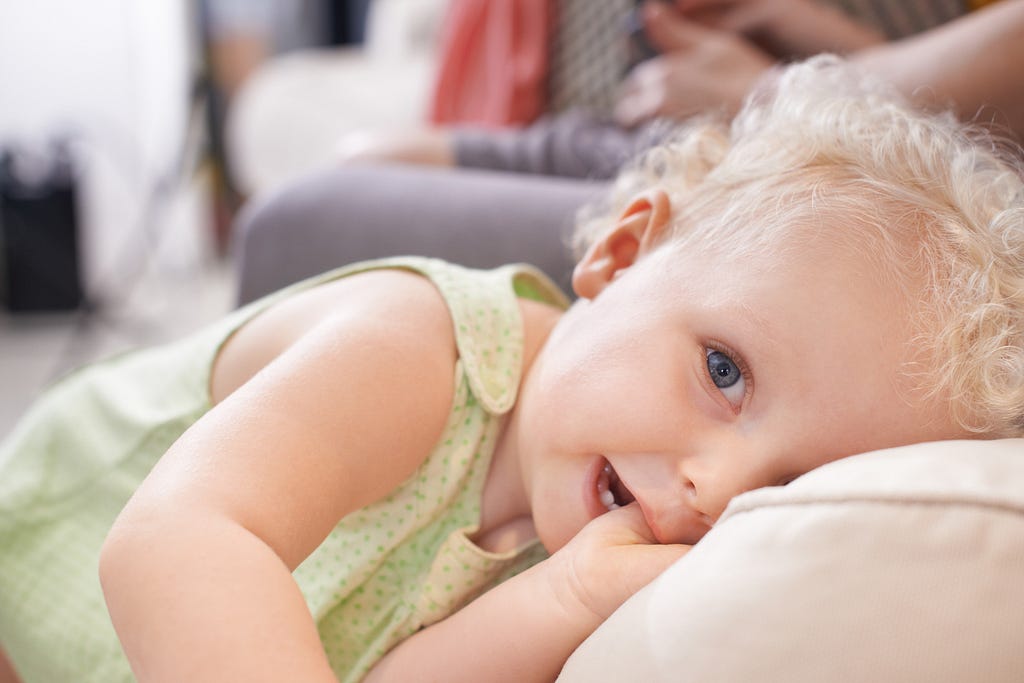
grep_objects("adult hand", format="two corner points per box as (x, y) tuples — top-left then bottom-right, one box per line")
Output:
(549, 503), (689, 625)
(615, 1), (774, 126)
(674, 0), (885, 57)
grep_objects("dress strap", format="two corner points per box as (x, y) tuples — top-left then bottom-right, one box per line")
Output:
(230, 255), (569, 415)
(414, 258), (568, 414)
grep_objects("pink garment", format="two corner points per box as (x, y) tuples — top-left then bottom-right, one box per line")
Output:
(429, 0), (552, 128)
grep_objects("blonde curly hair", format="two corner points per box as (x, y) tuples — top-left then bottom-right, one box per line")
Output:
(574, 55), (1024, 437)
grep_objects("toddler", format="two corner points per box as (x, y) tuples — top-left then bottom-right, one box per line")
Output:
(1, 55), (1023, 683)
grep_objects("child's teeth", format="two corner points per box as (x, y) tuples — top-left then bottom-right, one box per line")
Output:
(598, 461), (620, 511)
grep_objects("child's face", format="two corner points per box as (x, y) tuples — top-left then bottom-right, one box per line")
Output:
(515, 195), (971, 552)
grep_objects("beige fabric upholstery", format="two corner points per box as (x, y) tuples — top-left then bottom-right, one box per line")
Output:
(558, 439), (1024, 682)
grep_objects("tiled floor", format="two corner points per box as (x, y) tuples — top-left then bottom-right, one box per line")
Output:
(0, 184), (236, 440)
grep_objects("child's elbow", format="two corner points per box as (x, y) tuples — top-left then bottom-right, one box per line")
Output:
(98, 504), (162, 622)
(98, 505), (183, 675)
(98, 514), (139, 611)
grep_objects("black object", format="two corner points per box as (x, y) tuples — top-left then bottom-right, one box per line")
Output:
(0, 142), (84, 312)
(327, 0), (372, 45)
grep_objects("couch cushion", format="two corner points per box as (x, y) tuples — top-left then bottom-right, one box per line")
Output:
(558, 439), (1024, 682)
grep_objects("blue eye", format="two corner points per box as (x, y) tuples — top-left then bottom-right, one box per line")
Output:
(707, 350), (740, 388)
(706, 349), (747, 407)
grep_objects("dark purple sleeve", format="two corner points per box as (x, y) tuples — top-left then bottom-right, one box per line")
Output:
(452, 109), (672, 180)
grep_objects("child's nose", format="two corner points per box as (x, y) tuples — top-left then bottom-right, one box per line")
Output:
(672, 442), (782, 527)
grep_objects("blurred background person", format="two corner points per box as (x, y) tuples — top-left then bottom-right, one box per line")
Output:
(337, 0), (1016, 180)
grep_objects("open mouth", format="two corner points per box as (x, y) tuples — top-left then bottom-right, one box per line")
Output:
(597, 459), (636, 512)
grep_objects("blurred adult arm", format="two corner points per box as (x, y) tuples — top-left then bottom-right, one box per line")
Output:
(852, 0), (1024, 141)
(674, 0), (885, 57)
(619, 0), (1024, 142)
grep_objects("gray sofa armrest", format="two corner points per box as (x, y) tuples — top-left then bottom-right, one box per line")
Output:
(233, 163), (605, 304)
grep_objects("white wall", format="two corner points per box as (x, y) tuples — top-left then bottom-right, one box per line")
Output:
(0, 0), (195, 291)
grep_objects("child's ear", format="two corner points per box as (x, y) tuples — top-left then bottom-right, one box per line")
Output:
(572, 189), (673, 299)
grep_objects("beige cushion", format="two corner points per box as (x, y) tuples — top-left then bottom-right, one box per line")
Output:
(558, 439), (1024, 682)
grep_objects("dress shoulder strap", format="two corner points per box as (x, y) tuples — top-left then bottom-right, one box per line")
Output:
(406, 258), (569, 414)
(228, 256), (569, 414)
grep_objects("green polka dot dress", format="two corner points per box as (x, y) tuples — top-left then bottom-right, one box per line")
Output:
(0, 257), (569, 683)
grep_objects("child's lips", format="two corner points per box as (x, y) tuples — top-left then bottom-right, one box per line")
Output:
(587, 455), (714, 545)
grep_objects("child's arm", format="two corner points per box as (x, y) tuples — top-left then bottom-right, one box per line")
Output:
(364, 504), (688, 682)
(99, 270), (460, 681)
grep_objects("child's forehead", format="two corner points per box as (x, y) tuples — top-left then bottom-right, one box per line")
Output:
(667, 220), (855, 270)
(671, 169), (916, 249)
(657, 225), (910, 316)
(652, 232), (925, 378)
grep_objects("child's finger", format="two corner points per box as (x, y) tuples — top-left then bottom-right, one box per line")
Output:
(614, 542), (690, 593)
(575, 541), (690, 620)
(583, 501), (660, 545)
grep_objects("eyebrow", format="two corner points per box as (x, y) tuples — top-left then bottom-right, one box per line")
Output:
(726, 299), (782, 380)
(736, 300), (778, 349)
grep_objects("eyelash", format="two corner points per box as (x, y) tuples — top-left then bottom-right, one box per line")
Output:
(704, 340), (754, 410)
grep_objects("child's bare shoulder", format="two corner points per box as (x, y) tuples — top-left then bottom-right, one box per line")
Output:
(212, 268), (456, 403)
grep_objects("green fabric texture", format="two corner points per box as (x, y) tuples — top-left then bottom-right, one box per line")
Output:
(0, 257), (568, 682)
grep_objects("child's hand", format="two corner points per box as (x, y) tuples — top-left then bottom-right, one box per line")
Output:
(548, 503), (690, 626)
(361, 504), (690, 682)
